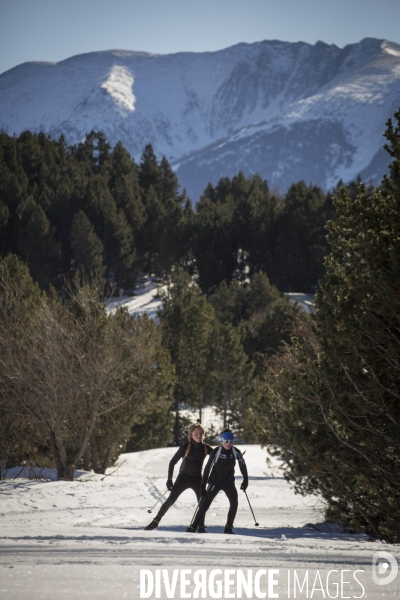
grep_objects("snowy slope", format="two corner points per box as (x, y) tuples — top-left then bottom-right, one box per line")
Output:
(105, 282), (316, 320)
(0, 38), (399, 200)
(106, 276), (166, 320)
(1, 446), (399, 599)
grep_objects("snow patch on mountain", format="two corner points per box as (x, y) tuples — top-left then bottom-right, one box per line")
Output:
(100, 65), (136, 114)
(382, 41), (400, 58)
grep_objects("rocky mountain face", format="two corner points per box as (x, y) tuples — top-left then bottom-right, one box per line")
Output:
(1, 38), (399, 200)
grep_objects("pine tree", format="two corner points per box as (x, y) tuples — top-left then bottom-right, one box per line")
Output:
(210, 271), (300, 374)
(210, 321), (255, 433)
(271, 181), (328, 292)
(160, 156), (180, 203)
(230, 173), (278, 279)
(157, 156), (189, 273)
(142, 186), (165, 274)
(193, 189), (237, 292)
(192, 173), (280, 293)
(109, 142), (145, 269)
(253, 108), (400, 542)
(16, 198), (60, 288)
(311, 108), (400, 540)
(76, 131), (111, 174)
(160, 268), (215, 443)
(139, 153), (188, 275)
(70, 210), (104, 280)
(138, 144), (162, 194)
(0, 201), (10, 240)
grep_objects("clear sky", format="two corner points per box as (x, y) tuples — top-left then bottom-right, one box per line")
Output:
(1, 0), (399, 75)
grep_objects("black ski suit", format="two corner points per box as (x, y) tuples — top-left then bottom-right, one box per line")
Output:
(191, 445), (248, 529)
(155, 440), (213, 526)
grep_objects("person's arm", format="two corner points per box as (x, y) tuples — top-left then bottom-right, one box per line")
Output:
(167, 443), (186, 482)
(200, 447), (217, 491)
(235, 448), (249, 490)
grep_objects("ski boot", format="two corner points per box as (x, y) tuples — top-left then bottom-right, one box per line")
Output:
(186, 525), (196, 533)
(197, 526), (207, 533)
(224, 523), (235, 534)
(144, 518), (159, 530)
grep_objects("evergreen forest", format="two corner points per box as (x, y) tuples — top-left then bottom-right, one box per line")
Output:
(1, 107), (399, 542)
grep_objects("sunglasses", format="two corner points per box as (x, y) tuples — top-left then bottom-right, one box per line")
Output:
(221, 440), (233, 444)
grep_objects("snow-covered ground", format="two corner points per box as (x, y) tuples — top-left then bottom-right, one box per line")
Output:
(284, 293), (315, 314)
(105, 278), (317, 321)
(106, 277), (166, 320)
(1, 446), (398, 599)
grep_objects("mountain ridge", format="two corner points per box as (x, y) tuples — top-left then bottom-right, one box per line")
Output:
(1, 37), (399, 200)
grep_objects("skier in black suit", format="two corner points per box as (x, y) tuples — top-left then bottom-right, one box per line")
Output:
(144, 423), (213, 532)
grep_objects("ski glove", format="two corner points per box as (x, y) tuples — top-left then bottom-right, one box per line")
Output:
(240, 479), (248, 491)
(166, 478), (174, 491)
(200, 487), (207, 498)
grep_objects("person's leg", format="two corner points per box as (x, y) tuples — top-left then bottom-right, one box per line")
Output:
(145, 476), (188, 528)
(191, 479), (206, 528)
(224, 484), (238, 528)
(189, 485), (220, 530)
(155, 475), (188, 521)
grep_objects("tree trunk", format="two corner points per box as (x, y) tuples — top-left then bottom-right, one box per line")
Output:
(91, 438), (101, 473)
(82, 445), (91, 472)
(57, 464), (75, 481)
(49, 430), (71, 480)
(100, 446), (113, 474)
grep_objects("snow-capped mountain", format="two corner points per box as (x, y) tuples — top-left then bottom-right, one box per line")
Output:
(1, 38), (399, 200)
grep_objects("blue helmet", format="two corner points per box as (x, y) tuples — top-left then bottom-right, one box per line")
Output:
(220, 430), (234, 443)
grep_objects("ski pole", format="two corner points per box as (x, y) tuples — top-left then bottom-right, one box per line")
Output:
(190, 484), (210, 526)
(190, 496), (204, 526)
(243, 489), (259, 526)
(147, 489), (168, 513)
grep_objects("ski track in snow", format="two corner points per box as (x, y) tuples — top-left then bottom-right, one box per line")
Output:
(1, 446), (399, 599)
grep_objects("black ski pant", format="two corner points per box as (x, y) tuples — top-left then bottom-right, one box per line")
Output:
(191, 483), (238, 529)
(155, 474), (205, 526)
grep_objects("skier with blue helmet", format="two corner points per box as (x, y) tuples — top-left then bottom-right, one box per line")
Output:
(186, 427), (248, 534)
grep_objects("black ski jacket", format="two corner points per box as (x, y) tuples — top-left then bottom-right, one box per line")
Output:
(168, 440), (214, 479)
(201, 445), (248, 488)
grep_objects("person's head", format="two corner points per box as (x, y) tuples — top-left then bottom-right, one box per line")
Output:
(220, 429), (234, 450)
(188, 423), (205, 443)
